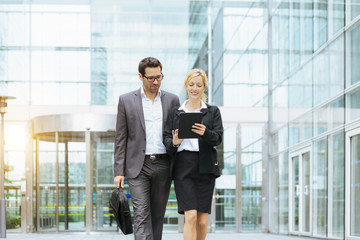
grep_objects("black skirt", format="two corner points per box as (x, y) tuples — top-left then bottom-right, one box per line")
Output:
(173, 150), (215, 214)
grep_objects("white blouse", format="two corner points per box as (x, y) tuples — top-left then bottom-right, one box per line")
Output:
(177, 100), (207, 152)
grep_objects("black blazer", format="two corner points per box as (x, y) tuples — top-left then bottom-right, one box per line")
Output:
(163, 104), (223, 179)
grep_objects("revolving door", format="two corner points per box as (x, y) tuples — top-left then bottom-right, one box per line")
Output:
(32, 114), (118, 232)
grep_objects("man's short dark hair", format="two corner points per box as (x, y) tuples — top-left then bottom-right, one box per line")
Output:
(138, 57), (162, 76)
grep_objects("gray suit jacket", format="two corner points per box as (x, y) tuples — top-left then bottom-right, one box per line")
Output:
(114, 88), (180, 178)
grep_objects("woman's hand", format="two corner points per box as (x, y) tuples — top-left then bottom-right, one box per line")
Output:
(192, 123), (206, 136)
(172, 129), (183, 146)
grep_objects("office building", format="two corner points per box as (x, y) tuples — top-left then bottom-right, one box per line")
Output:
(0, 0), (359, 239)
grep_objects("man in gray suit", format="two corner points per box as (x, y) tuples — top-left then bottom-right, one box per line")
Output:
(114, 57), (179, 240)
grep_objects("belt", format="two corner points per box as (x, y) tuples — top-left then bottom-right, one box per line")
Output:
(145, 154), (167, 160)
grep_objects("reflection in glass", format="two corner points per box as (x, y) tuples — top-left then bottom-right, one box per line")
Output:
(292, 155), (299, 232)
(314, 96), (344, 136)
(241, 125), (263, 230)
(312, 138), (327, 237)
(289, 0), (300, 72)
(289, 62), (312, 121)
(58, 133), (86, 231)
(272, 83), (288, 131)
(278, 152), (289, 233)
(301, 0), (313, 62)
(313, 35), (344, 106)
(38, 138), (56, 232)
(351, 134), (360, 236)
(270, 156), (279, 233)
(275, 2), (290, 82)
(350, 0), (360, 20)
(329, 131), (344, 238)
(289, 112), (312, 147)
(313, 0), (327, 50)
(272, 126), (288, 153)
(348, 87), (360, 122)
(215, 126), (236, 231)
(331, 0), (344, 35)
(302, 152), (310, 233)
(4, 123), (27, 232)
(92, 132), (118, 231)
(349, 23), (360, 86)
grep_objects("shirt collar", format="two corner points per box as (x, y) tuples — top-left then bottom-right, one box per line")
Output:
(141, 86), (162, 99)
(178, 100), (207, 111)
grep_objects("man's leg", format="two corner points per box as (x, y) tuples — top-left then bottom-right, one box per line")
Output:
(128, 162), (153, 240)
(150, 158), (171, 240)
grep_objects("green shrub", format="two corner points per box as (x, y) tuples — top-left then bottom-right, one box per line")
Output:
(6, 212), (21, 229)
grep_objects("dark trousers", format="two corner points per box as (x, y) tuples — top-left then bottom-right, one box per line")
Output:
(128, 156), (171, 240)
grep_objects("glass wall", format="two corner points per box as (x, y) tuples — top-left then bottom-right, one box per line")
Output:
(328, 131), (344, 238)
(270, 0), (358, 238)
(350, 134), (360, 237)
(4, 122), (27, 232)
(241, 125), (263, 231)
(278, 151), (289, 233)
(37, 134), (57, 232)
(58, 133), (86, 231)
(312, 138), (327, 237)
(215, 125), (237, 231)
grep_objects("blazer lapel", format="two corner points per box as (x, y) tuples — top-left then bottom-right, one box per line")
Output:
(134, 88), (145, 131)
(161, 91), (167, 124)
(200, 107), (209, 117)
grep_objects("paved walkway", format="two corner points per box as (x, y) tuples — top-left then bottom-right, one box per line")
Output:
(4, 232), (321, 240)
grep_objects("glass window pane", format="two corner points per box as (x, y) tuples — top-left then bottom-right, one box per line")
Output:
(215, 125), (236, 231)
(347, 87), (360, 122)
(302, 152), (310, 232)
(314, 96), (344, 136)
(292, 155), (299, 232)
(313, 0), (328, 50)
(349, 23), (360, 86)
(289, 1), (301, 71)
(350, 0), (360, 20)
(312, 138), (327, 237)
(278, 152), (289, 233)
(38, 137), (56, 232)
(300, 0), (314, 62)
(58, 133), (86, 231)
(241, 125), (263, 231)
(289, 112), (312, 147)
(289, 62), (312, 121)
(4, 120), (26, 233)
(313, 35), (344, 106)
(332, 0), (344, 34)
(351, 134), (360, 236)
(329, 131), (344, 238)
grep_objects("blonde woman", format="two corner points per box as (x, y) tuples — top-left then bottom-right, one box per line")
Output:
(163, 69), (223, 240)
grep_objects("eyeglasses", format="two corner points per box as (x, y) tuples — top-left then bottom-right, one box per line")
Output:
(143, 73), (164, 82)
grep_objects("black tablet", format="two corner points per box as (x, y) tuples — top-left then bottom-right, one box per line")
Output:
(178, 112), (203, 138)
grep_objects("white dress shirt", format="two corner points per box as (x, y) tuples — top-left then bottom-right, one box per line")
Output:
(177, 100), (207, 152)
(141, 87), (166, 154)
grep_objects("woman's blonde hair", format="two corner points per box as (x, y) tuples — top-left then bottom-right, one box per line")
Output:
(184, 68), (208, 102)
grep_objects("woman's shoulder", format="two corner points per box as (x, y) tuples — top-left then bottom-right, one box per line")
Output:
(205, 103), (220, 111)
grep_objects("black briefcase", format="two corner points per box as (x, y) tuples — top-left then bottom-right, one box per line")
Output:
(109, 187), (133, 235)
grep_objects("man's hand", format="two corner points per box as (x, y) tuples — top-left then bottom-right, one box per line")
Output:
(172, 129), (183, 146)
(114, 175), (125, 188)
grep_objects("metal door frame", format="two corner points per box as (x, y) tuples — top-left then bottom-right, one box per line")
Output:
(289, 146), (312, 236)
(345, 127), (360, 240)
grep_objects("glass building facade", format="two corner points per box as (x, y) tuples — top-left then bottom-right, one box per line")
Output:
(1, 0), (360, 239)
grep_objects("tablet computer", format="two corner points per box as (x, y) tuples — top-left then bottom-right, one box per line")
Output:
(178, 112), (203, 138)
